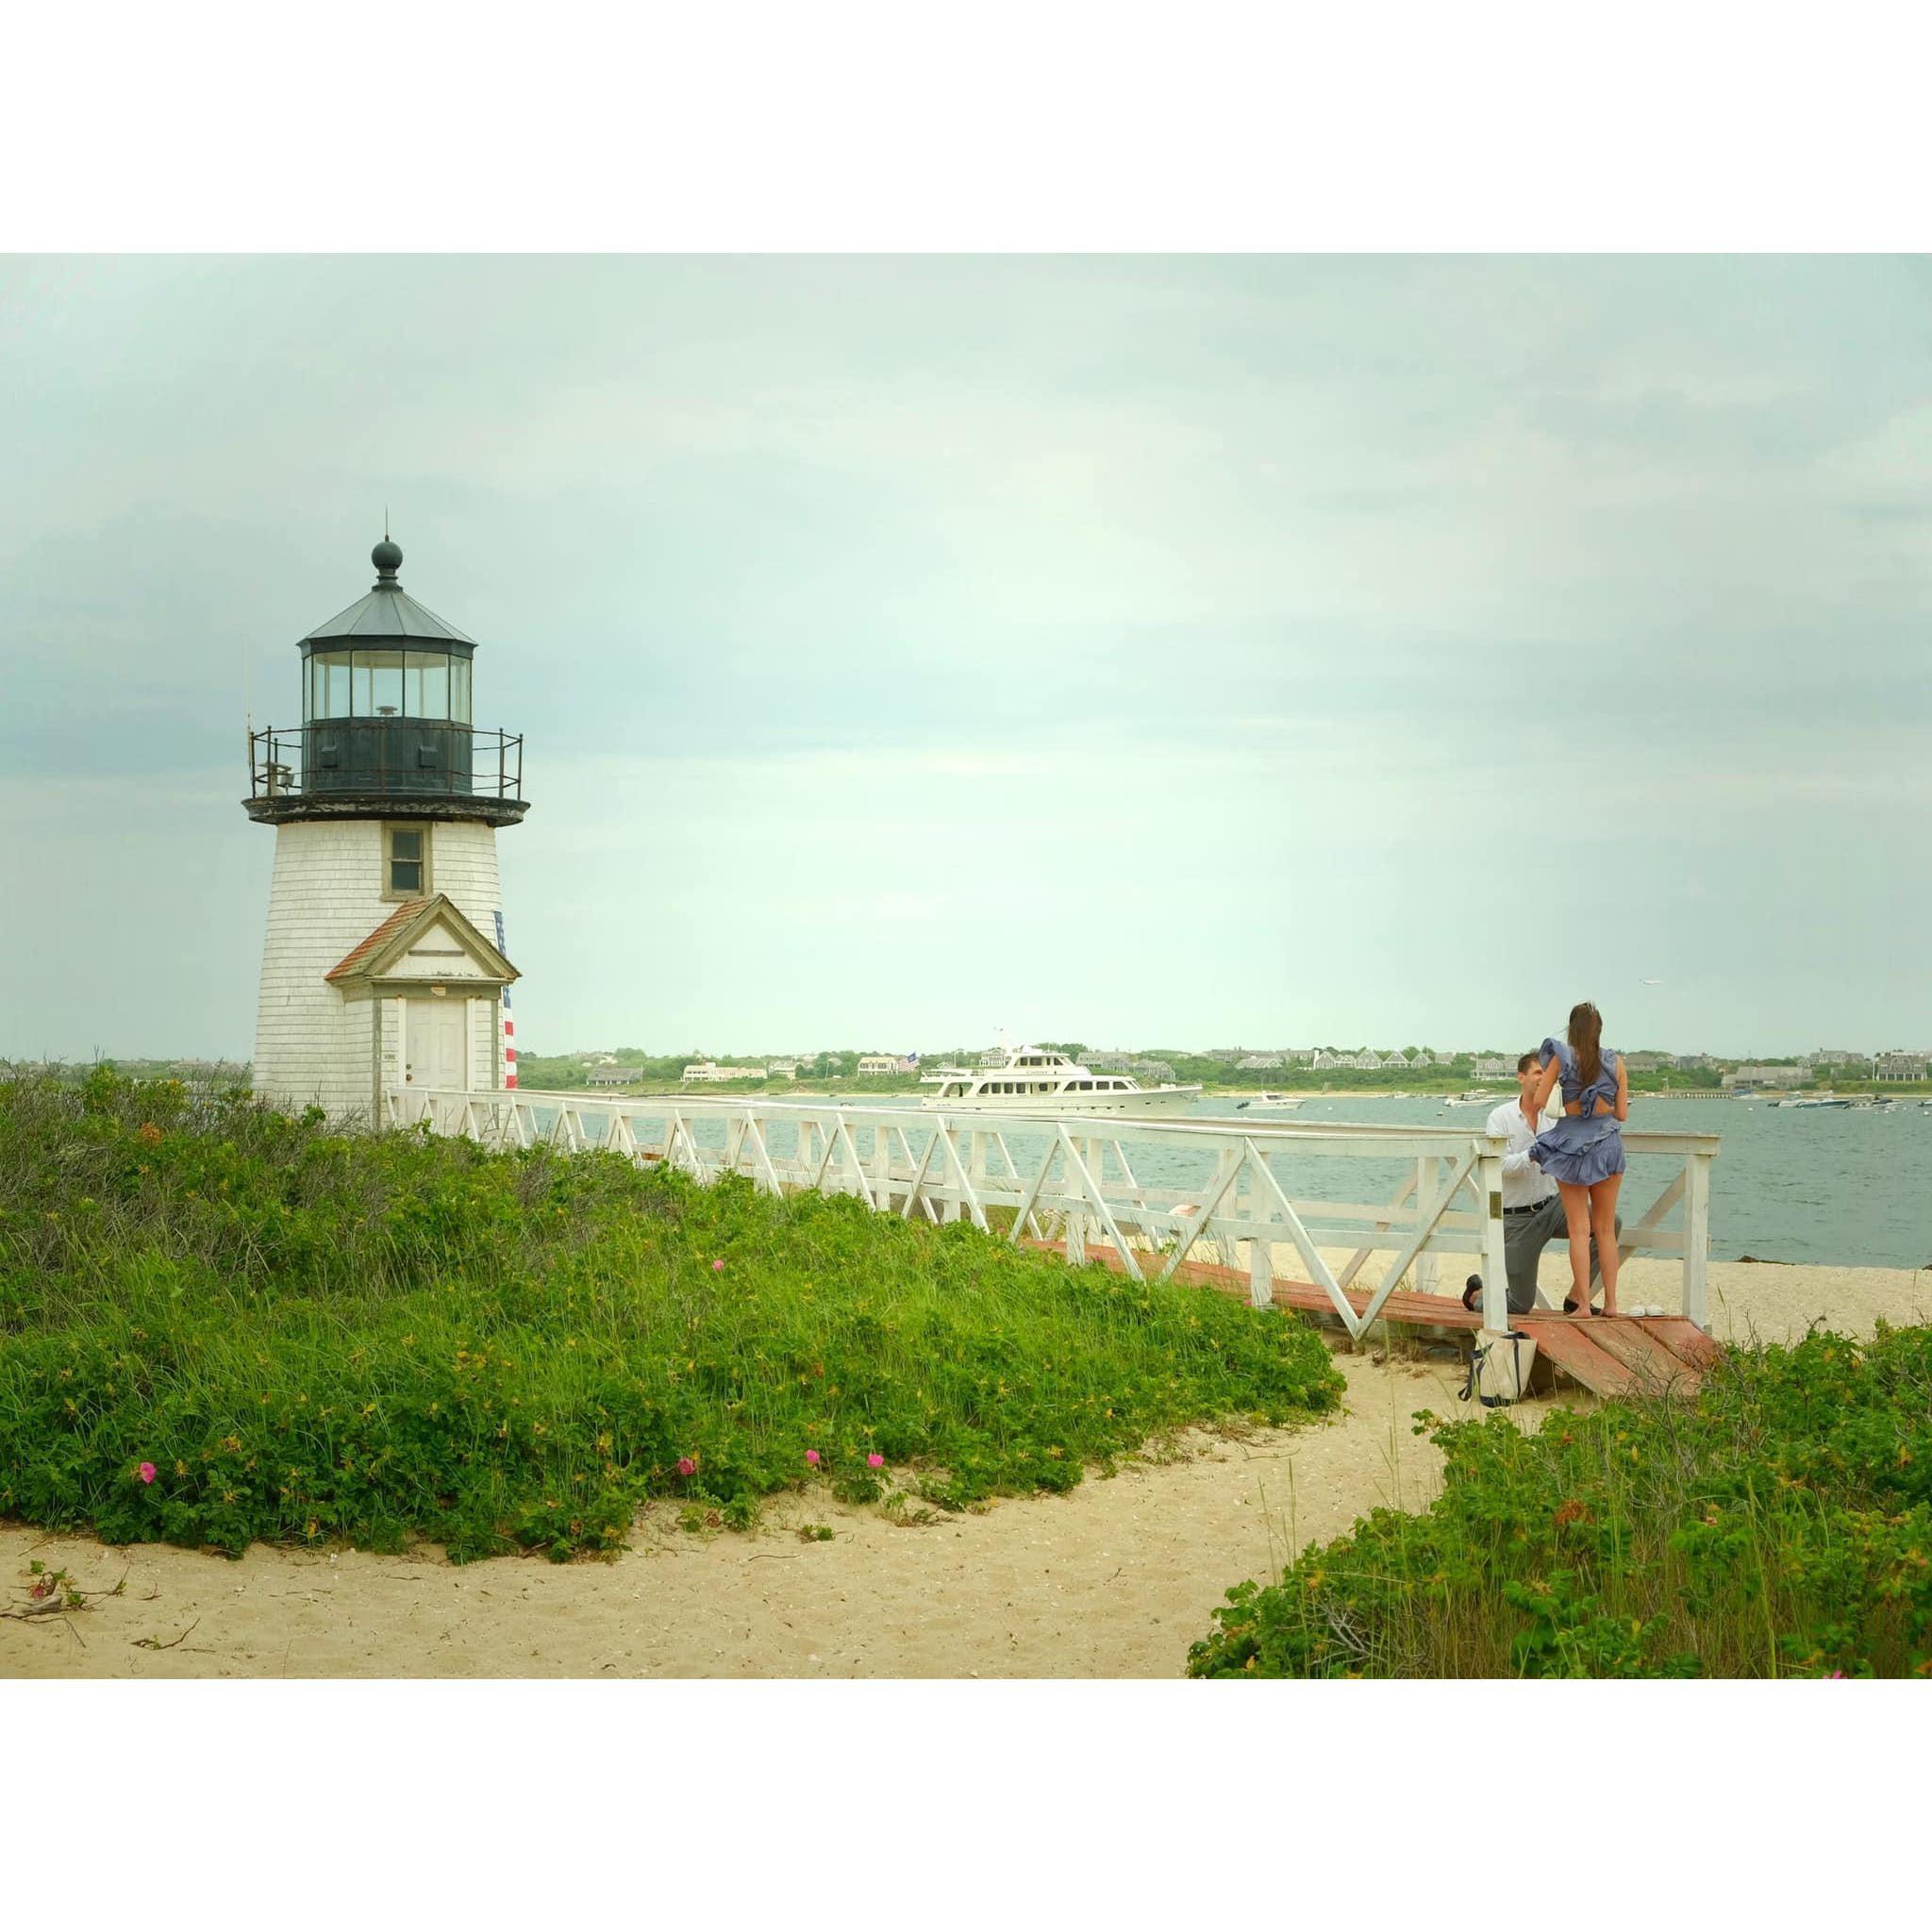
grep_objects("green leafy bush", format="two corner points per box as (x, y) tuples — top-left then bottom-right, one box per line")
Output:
(1188, 1324), (1932, 1678)
(0, 1068), (1341, 1561)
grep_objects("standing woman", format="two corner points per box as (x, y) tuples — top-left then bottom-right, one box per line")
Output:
(1528, 1001), (1628, 1316)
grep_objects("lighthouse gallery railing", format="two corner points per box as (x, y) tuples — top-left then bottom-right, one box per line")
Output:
(248, 723), (524, 802)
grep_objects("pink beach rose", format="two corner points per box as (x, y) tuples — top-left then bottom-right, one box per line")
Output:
(867, 1453), (885, 1469)
(676, 1456), (698, 1477)
(137, 1461), (157, 1484)
(711, 1257), (725, 1273)
(804, 1449), (820, 1466)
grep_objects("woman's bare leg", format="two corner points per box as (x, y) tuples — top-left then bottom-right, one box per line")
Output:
(1589, 1173), (1623, 1315)
(1558, 1182), (1593, 1308)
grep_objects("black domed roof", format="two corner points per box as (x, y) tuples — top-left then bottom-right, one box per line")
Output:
(299, 536), (476, 646)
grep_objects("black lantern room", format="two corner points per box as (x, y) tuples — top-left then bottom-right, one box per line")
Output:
(245, 538), (527, 826)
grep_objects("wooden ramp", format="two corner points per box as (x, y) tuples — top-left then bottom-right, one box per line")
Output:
(1028, 1240), (1718, 1399)
(1516, 1315), (1716, 1399)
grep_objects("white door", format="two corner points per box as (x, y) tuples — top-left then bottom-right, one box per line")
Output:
(408, 998), (471, 1092)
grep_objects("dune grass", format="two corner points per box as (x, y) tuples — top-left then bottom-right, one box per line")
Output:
(0, 1066), (1342, 1561)
(1188, 1323), (1932, 1677)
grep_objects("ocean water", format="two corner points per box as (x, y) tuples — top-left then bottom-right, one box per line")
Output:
(1233, 1094), (1931, 1272)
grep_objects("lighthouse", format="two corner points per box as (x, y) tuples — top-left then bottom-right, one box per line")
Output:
(244, 536), (527, 1122)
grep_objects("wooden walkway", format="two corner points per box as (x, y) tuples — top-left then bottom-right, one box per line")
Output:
(1025, 1240), (1721, 1399)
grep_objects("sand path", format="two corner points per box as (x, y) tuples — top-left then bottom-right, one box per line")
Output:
(4, 1260), (1924, 1679)
(1, 1353), (1478, 1680)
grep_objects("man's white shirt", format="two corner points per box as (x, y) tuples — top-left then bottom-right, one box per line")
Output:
(1485, 1098), (1560, 1210)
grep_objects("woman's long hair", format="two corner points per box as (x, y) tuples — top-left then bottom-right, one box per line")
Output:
(1568, 1001), (1603, 1089)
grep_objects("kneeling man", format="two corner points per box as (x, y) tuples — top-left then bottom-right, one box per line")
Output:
(1466, 1052), (1614, 1316)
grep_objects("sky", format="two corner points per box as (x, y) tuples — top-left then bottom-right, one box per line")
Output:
(1, 255), (1926, 1062)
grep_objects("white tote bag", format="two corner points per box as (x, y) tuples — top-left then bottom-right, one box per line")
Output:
(1461, 1328), (1538, 1407)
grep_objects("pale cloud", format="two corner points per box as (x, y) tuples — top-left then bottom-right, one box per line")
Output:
(1818, 401), (1932, 500)
(1, 255), (1926, 1060)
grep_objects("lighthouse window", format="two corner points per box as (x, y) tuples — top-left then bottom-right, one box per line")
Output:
(383, 823), (430, 900)
(309, 652), (353, 719)
(450, 655), (472, 724)
(407, 653), (452, 720)
(363, 650), (406, 718)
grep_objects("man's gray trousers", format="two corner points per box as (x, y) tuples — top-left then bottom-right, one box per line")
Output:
(1502, 1196), (1620, 1317)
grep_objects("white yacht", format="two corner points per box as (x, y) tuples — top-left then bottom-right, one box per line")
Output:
(919, 1046), (1202, 1116)
(1442, 1090), (1501, 1108)
(1237, 1091), (1306, 1111)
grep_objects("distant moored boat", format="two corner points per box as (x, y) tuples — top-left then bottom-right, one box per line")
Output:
(918, 1046), (1202, 1116)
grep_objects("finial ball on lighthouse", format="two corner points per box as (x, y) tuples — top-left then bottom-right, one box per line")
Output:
(372, 536), (404, 576)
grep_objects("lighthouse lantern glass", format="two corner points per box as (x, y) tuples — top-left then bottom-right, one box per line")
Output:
(367, 650), (405, 717)
(303, 648), (465, 722)
(305, 653), (355, 720)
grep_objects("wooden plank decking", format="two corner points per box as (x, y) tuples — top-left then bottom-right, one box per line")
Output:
(1026, 1239), (1717, 1399)
(1524, 1318), (1708, 1398)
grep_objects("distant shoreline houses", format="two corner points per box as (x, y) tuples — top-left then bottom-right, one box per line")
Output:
(531, 1040), (1930, 1091)
(1874, 1051), (1929, 1082)
(42, 1040), (1932, 1096)
(1724, 1063), (1809, 1091)
(1724, 1050), (1928, 1088)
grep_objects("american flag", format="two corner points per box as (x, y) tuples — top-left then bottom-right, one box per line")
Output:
(492, 908), (517, 1089)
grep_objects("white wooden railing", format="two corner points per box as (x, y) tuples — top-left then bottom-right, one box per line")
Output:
(385, 1089), (1719, 1337)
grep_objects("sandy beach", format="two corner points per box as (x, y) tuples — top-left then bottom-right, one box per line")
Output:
(4, 1258), (1925, 1680)
(1302, 1245), (1932, 1344)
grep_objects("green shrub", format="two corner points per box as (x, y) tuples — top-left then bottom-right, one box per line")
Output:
(1188, 1324), (1932, 1678)
(0, 1067), (1341, 1561)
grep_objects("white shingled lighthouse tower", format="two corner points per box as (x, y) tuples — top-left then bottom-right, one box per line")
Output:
(244, 535), (527, 1121)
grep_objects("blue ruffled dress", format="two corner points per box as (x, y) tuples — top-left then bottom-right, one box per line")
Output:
(1529, 1038), (1626, 1186)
